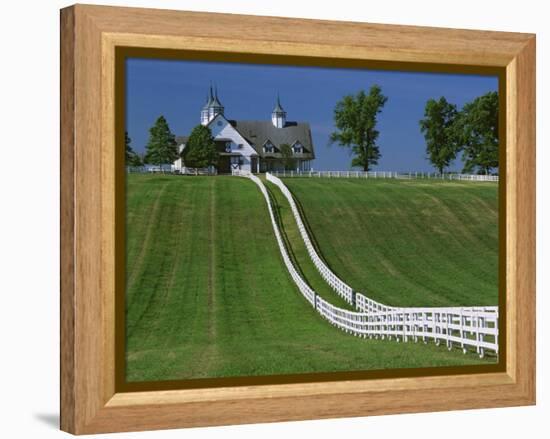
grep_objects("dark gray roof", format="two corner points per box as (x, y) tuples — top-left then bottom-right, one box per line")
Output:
(175, 136), (189, 144)
(230, 120), (315, 159)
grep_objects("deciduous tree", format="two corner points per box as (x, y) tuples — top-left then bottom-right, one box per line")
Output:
(183, 125), (218, 174)
(279, 143), (296, 171)
(419, 97), (459, 174)
(454, 91), (499, 174)
(330, 85), (388, 171)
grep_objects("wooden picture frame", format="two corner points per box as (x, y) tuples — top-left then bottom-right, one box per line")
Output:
(60, 4), (536, 434)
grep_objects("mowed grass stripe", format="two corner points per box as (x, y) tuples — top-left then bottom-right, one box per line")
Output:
(126, 177), (209, 347)
(284, 178), (498, 307)
(126, 175), (493, 382)
(125, 180), (167, 304)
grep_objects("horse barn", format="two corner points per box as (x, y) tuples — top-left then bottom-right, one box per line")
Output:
(173, 87), (315, 174)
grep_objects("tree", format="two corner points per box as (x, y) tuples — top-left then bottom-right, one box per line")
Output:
(330, 85), (388, 171)
(182, 125), (218, 174)
(279, 143), (296, 171)
(144, 116), (178, 172)
(419, 97), (459, 174)
(453, 91), (499, 174)
(125, 131), (143, 167)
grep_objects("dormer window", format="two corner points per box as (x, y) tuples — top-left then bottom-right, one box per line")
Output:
(263, 141), (275, 153)
(292, 142), (303, 154)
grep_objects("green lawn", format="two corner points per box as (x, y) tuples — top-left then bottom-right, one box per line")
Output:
(125, 174), (493, 383)
(282, 177), (499, 307)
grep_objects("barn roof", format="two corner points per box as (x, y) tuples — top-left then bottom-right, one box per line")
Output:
(229, 120), (315, 159)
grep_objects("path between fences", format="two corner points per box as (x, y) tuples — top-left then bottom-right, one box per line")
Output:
(236, 170), (498, 359)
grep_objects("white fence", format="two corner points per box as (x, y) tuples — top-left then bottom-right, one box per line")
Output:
(126, 166), (217, 175)
(126, 165), (174, 173)
(266, 172), (354, 304)
(271, 170), (499, 182)
(264, 172), (499, 358)
(231, 169), (251, 177)
(247, 174), (317, 309)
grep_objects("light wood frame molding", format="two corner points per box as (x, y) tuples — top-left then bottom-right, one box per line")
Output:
(60, 4), (536, 434)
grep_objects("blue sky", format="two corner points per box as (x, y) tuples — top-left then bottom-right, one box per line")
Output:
(126, 58), (498, 172)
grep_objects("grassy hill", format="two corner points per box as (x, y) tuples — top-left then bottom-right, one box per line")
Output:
(126, 174), (491, 382)
(283, 178), (499, 307)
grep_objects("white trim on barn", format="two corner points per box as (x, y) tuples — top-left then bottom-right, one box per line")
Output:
(208, 114), (258, 173)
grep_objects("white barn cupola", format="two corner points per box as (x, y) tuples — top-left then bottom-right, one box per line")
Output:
(271, 95), (286, 128)
(201, 85), (225, 125)
(200, 90), (213, 125)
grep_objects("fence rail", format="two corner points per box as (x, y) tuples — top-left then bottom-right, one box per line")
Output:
(126, 166), (218, 175)
(266, 172), (354, 304)
(264, 172), (498, 357)
(271, 170), (499, 182)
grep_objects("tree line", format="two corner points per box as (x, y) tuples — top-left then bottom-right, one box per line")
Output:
(419, 92), (499, 175)
(330, 86), (499, 175)
(125, 116), (220, 172)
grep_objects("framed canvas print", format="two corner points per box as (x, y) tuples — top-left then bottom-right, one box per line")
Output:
(60, 4), (536, 435)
